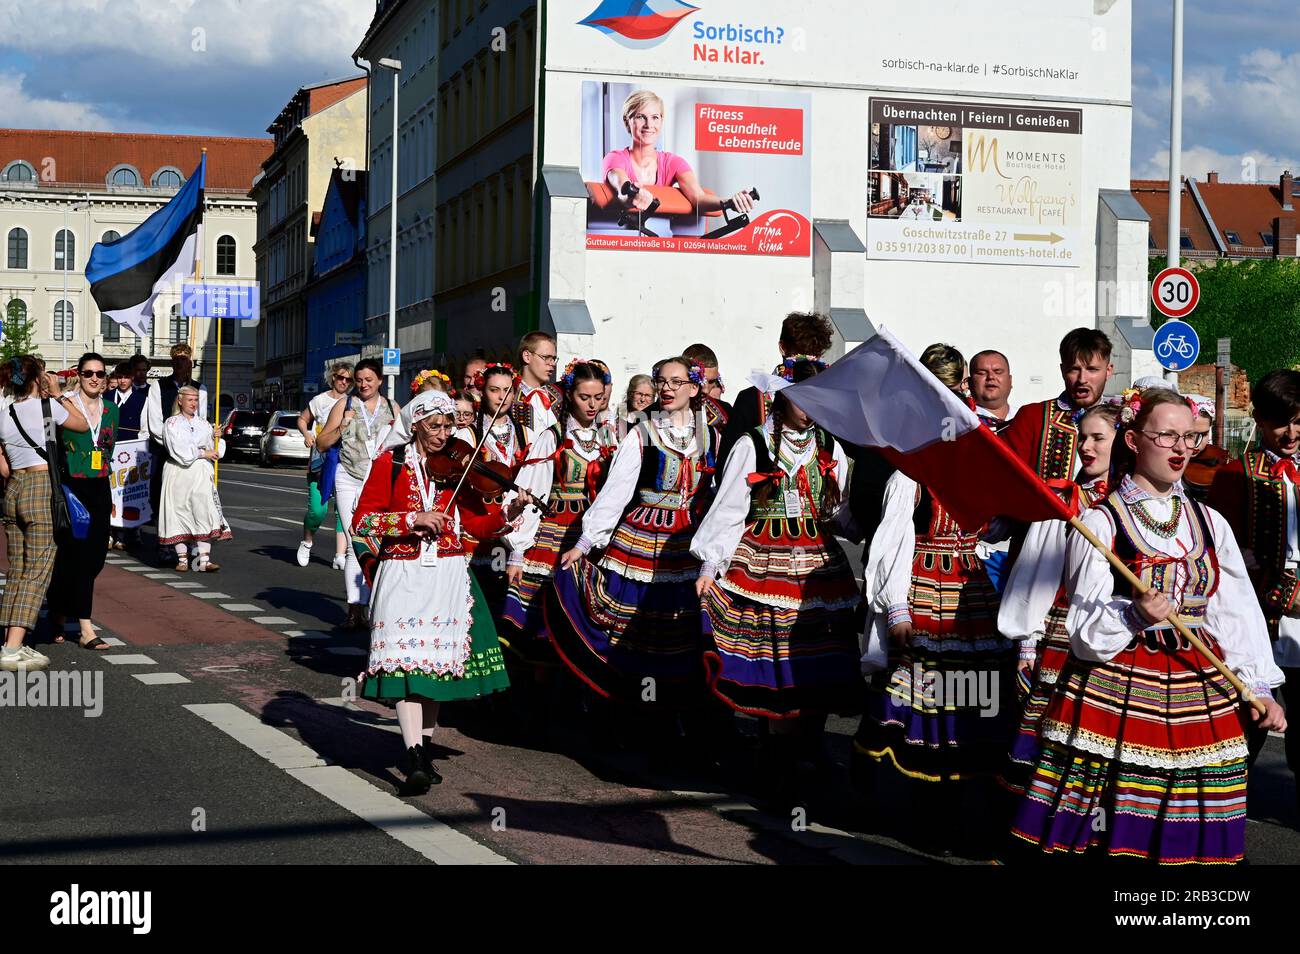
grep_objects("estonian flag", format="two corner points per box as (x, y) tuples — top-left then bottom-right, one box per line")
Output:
(87, 155), (205, 337)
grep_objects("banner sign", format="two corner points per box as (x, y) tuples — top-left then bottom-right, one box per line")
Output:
(181, 282), (260, 320)
(109, 439), (152, 529)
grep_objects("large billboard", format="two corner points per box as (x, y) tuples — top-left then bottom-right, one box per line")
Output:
(867, 97), (1084, 267)
(580, 79), (811, 255)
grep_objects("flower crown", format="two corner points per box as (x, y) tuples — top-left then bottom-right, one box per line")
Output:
(409, 369), (453, 397)
(1115, 386), (1200, 426)
(474, 363), (521, 392)
(776, 354), (829, 382)
(652, 358), (707, 388)
(560, 358), (613, 391)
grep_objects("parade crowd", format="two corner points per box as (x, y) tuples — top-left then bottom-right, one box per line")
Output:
(1, 314), (1297, 864)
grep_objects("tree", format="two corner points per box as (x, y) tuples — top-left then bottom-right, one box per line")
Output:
(1149, 257), (1300, 384)
(1, 298), (41, 363)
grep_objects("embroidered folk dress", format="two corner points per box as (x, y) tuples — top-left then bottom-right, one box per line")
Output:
(353, 450), (511, 702)
(692, 421), (862, 719)
(501, 416), (618, 657)
(547, 412), (717, 705)
(1008, 476), (1284, 864)
(158, 412), (232, 547)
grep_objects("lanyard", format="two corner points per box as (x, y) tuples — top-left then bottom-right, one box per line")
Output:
(72, 392), (103, 450)
(414, 457), (438, 513)
(357, 397), (382, 439)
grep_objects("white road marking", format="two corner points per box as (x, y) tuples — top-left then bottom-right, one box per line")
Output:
(193, 592), (233, 599)
(116, 565), (154, 572)
(104, 654), (158, 665)
(98, 637), (126, 647)
(218, 478), (308, 497)
(133, 672), (192, 685)
(268, 516), (303, 526)
(220, 603), (263, 612)
(284, 630), (332, 640)
(184, 703), (512, 865)
(166, 581), (204, 589)
(145, 573), (179, 580)
(225, 516), (285, 532)
(252, 616), (296, 625)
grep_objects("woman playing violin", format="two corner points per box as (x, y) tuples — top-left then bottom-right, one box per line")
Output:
(352, 391), (533, 793)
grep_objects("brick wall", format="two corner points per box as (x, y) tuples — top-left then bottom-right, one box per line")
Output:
(1177, 363), (1251, 409)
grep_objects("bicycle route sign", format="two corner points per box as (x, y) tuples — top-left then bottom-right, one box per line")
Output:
(1151, 265), (1200, 319)
(1152, 319), (1200, 371)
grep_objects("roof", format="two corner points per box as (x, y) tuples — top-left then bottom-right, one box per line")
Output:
(334, 169), (366, 226)
(1130, 178), (1219, 255)
(307, 76), (368, 115)
(1197, 178), (1296, 250)
(0, 128), (271, 194)
(1132, 174), (1299, 258)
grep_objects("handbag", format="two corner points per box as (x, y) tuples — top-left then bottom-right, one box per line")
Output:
(317, 394), (348, 501)
(8, 400), (91, 541)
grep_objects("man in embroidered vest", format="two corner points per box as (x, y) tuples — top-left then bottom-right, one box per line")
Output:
(1002, 327), (1113, 481)
(513, 331), (560, 437)
(1209, 369), (1300, 799)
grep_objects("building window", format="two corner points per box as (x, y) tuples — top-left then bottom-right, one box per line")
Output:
(1179, 235), (1195, 251)
(220, 318), (235, 345)
(53, 300), (74, 341)
(101, 312), (120, 342)
(169, 304), (189, 345)
(54, 229), (75, 270)
(1261, 232), (1276, 247)
(1, 160), (36, 183)
(7, 227), (27, 268)
(101, 230), (121, 245)
(216, 235), (236, 275)
(1224, 231), (1242, 245)
(108, 165), (141, 187)
(6, 299), (28, 328)
(152, 167), (184, 189)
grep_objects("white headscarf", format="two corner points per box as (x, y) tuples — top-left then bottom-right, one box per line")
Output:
(376, 391), (456, 456)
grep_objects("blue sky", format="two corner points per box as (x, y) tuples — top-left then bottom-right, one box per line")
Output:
(0, 1), (1295, 183)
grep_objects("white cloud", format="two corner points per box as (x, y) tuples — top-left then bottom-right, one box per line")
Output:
(0, 70), (118, 129)
(0, 0), (374, 68)
(1133, 144), (1299, 183)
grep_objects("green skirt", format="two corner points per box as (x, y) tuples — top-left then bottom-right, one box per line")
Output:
(361, 571), (511, 703)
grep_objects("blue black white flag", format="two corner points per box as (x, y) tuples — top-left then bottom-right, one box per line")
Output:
(87, 155), (205, 337)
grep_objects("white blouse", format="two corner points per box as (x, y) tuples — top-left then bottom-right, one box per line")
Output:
(1260, 449), (1300, 668)
(1065, 475), (1284, 694)
(163, 412), (213, 467)
(576, 417), (697, 554)
(692, 423), (849, 575)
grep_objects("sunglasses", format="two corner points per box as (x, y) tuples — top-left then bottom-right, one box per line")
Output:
(335, 375), (352, 381)
(79, 369), (107, 379)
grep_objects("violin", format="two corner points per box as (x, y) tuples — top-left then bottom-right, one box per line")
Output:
(424, 438), (552, 514)
(1183, 443), (1230, 501)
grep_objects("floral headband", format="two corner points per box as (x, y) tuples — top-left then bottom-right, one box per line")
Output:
(474, 363), (521, 392)
(1115, 386), (1201, 426)
(561, 358), (613, 391)
(651, 358), (707, 388)
(410, 369), (453, 397)
(776, 354), (829, 382)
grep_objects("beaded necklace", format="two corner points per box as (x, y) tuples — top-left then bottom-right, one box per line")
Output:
(1131, 496), (1182, 538)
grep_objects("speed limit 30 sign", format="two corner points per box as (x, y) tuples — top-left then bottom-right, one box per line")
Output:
(1152, 265), (1200, 319)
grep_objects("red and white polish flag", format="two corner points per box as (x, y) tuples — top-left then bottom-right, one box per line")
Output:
(782, 327), (1071, 531)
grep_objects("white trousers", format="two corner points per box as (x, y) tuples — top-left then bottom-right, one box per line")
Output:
(333, 468), (371, 606)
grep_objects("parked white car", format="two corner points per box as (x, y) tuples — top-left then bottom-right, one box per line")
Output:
(259, 411), (310, 467)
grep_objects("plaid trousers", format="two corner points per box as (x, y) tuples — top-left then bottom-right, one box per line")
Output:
(2, 470), (57, 631)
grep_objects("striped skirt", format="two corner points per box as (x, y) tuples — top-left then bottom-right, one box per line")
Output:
(854, 544), (1014, 783)
(501, 499), (585, 662)
(702, 518), (863, 719)
(545, 504), (705, 706)
(1008, 628), (1249, 864)
(1000, 593), (1072, 796)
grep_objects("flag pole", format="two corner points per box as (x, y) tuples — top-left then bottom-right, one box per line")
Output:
(1066, 514), (1265, 715)
(195, 148), (221, 485)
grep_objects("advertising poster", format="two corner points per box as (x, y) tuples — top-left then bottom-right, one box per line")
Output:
(109, 439), (152, 529)
(867, 97), (1083, 267)
(581, 78), (812, 255)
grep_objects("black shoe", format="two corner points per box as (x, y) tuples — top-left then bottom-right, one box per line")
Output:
(403, 745), (433, 795)
(420, 740), (443, 785)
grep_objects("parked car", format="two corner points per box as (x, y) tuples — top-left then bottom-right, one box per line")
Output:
(221, 410), (272, 460)
(259, 411), (310, 467)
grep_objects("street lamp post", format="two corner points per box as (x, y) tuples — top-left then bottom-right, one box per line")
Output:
(378, 57), (402, 397)
(1164, 0), (1184, 386)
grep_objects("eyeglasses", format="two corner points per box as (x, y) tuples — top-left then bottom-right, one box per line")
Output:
(529, 352), (558, 364)
(79, 369), (107, 379)
(1140, 429), (1209, 450)
(655, 377), (692, 391)
(420, 422), (456, 433)
(334, 375), (352, 382)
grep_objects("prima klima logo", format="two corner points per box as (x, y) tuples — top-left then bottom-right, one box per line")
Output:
(579, 0), (700, 49)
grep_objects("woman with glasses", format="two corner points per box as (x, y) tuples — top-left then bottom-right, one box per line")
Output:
(618, 374), (655, 440)
(48, 353), (119, 650)
(353, 391), (531, 792)
(549, 356), (719, 714)
(1008, 388), (1286, 864)
(159, 386), (231, 572)
(296, 363), (354, 570)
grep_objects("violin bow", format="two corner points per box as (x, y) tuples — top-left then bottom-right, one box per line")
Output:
(442, 379), (518, 516)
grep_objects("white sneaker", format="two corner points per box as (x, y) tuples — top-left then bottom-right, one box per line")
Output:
(297, 541), (312, 567)
(332, 553), (347, 570)
(0, 645), (50, 671)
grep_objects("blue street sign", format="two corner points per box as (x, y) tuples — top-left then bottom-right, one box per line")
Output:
(382, 348), (401, 376)
(181, 282), (260, 320)
(1152, 320), (1199, 371)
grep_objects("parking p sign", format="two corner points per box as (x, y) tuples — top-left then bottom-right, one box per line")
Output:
(382, 348), (401, 377)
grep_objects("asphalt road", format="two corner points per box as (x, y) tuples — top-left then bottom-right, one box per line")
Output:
(3, 457), (1297, 865)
